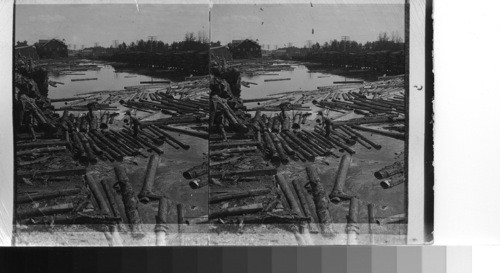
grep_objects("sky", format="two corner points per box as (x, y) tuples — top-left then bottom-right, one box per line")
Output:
(15, 3), (404, 49)
(15, 4), (209, 48)
(211, 4), (405, 48)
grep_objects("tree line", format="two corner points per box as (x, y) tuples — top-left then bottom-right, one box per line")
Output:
(304, 32), (404, 53)
(116, 31), (210, 53)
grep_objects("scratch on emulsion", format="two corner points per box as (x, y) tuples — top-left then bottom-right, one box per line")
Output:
(135, 0), (140, 13)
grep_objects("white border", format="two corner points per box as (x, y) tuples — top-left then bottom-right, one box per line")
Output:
(407, 0), (426, 244)
(0, 0), (14, 246)
(2, 0), (420, 246)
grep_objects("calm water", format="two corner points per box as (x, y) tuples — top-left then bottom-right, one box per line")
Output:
(48, 63), (168, 99)
(240, 64), (362, 99)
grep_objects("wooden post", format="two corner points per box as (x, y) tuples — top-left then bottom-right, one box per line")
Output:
(275, 174), (303, 217)
(155, 196), (168, 246)
(138, 154), (161, 203)
(329, 154), (353, 203)
(17, 203), (74, 219)
(346, 197), (359, 245)
(305, 165), (335, 236)
(85, 173), (111, 215)
(209, 203), (263, 219)
(114, 165), (143, 233)
(100, 179), (122, 222)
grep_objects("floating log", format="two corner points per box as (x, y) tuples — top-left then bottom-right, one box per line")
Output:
(17, 155), (51, 167)
(150, 125), (190, 150)
(140, 80), (171, 84)
(333, 80), (363, 84)
(263, 131), (282, 163)
(16, 140), (68, 150)
(188, 178), (207, 189)
(346, 197), (360, 245)
(280, 133), (314, 161)
(185, 215), (209, 225)
(368, 203), (374, 244)
(214, 96), (248, 133)
(328, 115), (402, 127)
(243, 98), (275, 103)
(155, 197), (168, 246)
(86, 134), (104, 156)
(94, 130), (131, 156)
(350, 125), (405, 140)
(292, 113), (301, 129)
(238, 213), (310, 224)
(376, 213), (407, 225)
(305, 165), (335, 236)
(85, 173), (111, 215)
(50, 97), (81, 103)
(17, 167), (87, 178)
(275, 134), (296, 156)
(137, 135), (164, 154)
(210, 141), (260, 150)
(114, 165), (143, 233)
(101, 178), (123, 222)
(276, 174), (304, 218)
(291, 179), (313, 222)
(17, 188), (80, 204)
(176, 204), (184, 232)
(16, 146), (66, 156)
(71, 78), (98, 82)
(209, 203), (263, 219)
(264, 78), (291, 82)
(209, 146), (258, 156)
(78, 133), (98, 164)
(329, 154), (353, 203)
(182, 162), (208, 179)
(20, 213), (121, 226)
(380, 174), (405, 189)
(343, 126), (382, 149)
(271, 133), (290, 164)
(374, 161), (404, 179)
(17, 203), (74, 220)
(88, 133), (123, 161)
(315, 127), (356, 154)
(209, 188), (270, 204)
(138, 154), (161, 203)
(159, 125), (209, 139)
(210, 168), (277, 178)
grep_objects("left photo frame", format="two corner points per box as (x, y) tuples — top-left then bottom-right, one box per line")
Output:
(12, 1), (211, 246)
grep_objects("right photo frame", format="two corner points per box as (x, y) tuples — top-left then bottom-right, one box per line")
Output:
(206, 0), (430, 245)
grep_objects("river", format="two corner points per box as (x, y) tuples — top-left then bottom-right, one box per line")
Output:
(240, 63), (363, 99)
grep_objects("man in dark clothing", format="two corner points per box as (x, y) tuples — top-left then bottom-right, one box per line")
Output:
(125, 110), (141, 137)
(87, 102), (98, 131)
(317, 111), (332, 137)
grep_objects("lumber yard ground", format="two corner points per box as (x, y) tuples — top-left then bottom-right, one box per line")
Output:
(14, 58), (406, 246)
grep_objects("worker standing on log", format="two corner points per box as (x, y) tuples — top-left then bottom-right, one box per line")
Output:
(317, 111), (332, 137)
(86, 102), (98, 131)
(125, 110), (141, 137)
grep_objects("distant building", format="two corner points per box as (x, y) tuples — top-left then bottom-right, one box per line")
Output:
(36, 39), (68, 59)
(78, 47), (114, 59)
(271, 49), (287, 58)
(210, 45), (232, 61)
(229, 39), (261, 59)
(15, 45), (39, 60)
(261, 49), (272, 58)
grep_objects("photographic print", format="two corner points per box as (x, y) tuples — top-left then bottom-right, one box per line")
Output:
(207, 2), (408, 245)
(9, 0), (430, 246)
(13, 2), (211, 246)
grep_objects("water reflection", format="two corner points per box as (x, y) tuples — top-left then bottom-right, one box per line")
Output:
(240, 64), (362, 99)
(48, 64), (168, 99)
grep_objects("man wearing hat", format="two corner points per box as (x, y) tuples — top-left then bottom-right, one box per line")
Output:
(317, 111), (332, 137)
(125, 110), (141, 137)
